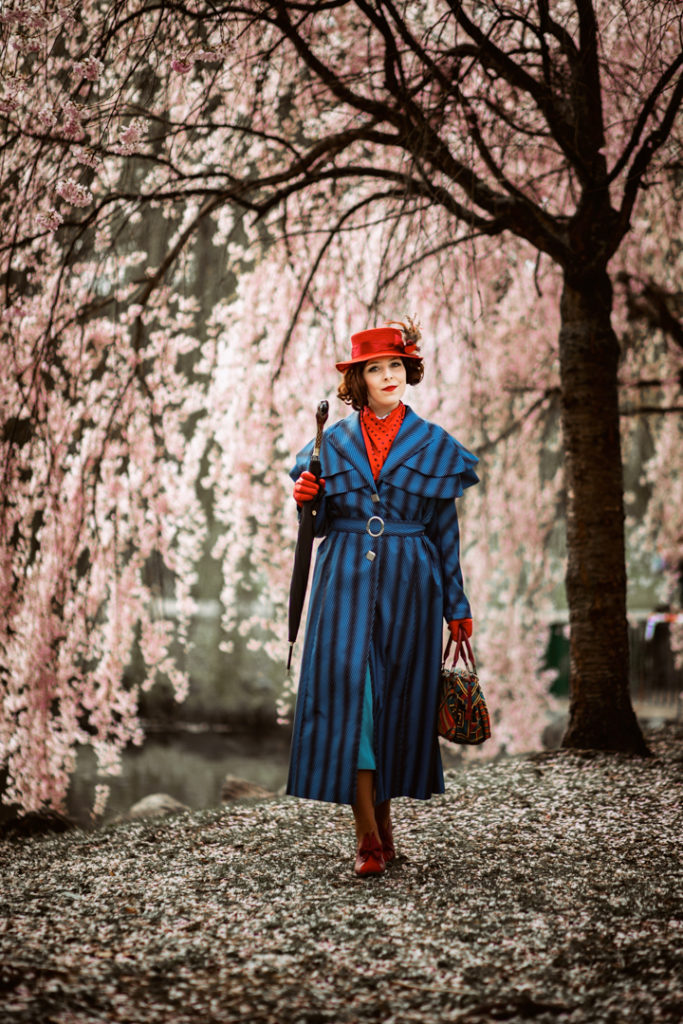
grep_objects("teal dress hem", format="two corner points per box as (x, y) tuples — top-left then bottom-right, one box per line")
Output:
(357, 665), (376, 770)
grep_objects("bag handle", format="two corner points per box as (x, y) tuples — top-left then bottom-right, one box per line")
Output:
(443, 628), (477, 672)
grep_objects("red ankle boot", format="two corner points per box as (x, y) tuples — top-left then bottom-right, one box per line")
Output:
(354, 831), (386, 877)
(378, 819), (395, 863)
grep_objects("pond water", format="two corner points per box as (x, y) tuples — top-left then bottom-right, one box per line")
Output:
(66, 725), (292, 826)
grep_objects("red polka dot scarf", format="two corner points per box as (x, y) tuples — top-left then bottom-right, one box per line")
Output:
(360, 402), (406, 480)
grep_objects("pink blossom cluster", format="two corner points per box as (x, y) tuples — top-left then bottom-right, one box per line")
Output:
(71, 56), (104, 81)
(0, 4), (48, 30)
(196, 49), (225, 64)
(33, 104), (57, 132)
(36, 208), (63, 232)
(56, 178), (92, 207)
(0, 77), (20, 115)
(0, 252), (207, 813)
(72, 146), (101, 169)
(60, 101), (84, 140)
(171, 57), (192, 74)
(113, 120), (145, 156)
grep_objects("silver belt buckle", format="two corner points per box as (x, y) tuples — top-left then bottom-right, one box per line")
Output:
(366, 515), (385, 538)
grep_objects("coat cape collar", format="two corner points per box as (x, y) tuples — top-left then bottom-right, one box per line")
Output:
(325, 406), (432, 486)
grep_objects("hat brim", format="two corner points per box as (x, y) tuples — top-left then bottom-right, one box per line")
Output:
(335, 350), (423, 373)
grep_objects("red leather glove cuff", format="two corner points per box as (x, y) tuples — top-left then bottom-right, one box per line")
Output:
(448, 618), (473, 640)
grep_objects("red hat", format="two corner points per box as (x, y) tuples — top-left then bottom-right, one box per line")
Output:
(335, 326), (423, 372)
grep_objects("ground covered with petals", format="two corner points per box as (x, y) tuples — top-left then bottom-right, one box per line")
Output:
(1, 724), (682, 1024)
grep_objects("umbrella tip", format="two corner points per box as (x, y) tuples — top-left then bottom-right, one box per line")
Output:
(287, 644), (294, 671)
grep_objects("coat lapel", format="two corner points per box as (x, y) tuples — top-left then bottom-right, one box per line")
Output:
(377, 406), (432, 482)
(316, 405), (433, 489)
(325, 411), (375, 489)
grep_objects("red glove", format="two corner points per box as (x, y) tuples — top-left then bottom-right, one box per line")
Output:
(449, 618), (473, 641)
(293, 470), (325, 506)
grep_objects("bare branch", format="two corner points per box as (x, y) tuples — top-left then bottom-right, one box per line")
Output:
(573, 0), (605, 155)
(608, 52), (683, 184)
(620, 405), (683, 415)
(618, 69), (683, 233)
(477, 389), (558, 453)
(445, 0), (590, 178)
(271, 188), (409, 380)
(536, 0), (579, 61)
(372, 230), (492, 299)
(617, 272), (683, 351)
(255, 165), (501, 234)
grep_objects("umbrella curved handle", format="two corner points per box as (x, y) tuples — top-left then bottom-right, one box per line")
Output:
(309, 401), (329, 478)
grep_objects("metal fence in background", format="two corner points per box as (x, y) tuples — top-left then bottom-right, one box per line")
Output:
(629, 615), (683, 718)
(546, 613), (683, 720)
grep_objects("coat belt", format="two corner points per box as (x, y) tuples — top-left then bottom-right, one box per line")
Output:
(331, 517), (425, 537)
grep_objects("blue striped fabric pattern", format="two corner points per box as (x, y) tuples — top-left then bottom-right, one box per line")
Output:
(286, 406), (479, 805)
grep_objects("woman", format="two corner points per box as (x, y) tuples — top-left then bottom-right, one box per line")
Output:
(287, 320), (478, 877)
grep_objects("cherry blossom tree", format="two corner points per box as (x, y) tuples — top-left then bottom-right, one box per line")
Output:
(212, 0), (681, 756)
(1, 0), (682, 812)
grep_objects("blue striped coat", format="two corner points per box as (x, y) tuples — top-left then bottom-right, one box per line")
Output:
(286, 405), (479, 805)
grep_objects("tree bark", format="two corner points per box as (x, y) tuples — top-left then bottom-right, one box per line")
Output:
(558, 272), (649, 754)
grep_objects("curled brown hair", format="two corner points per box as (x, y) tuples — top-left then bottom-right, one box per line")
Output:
(337, 358), (424, 411)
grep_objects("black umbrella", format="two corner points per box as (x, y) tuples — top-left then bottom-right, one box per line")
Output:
(287, 400), (329, 670)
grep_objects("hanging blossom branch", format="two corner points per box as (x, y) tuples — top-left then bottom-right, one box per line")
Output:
(1, 0), (681, 809)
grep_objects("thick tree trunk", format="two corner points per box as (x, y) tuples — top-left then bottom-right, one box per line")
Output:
(559, 272), (649, 754)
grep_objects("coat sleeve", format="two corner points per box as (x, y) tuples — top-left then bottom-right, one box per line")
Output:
(386, 424), (478, 622)
(425, 497), (472, 623)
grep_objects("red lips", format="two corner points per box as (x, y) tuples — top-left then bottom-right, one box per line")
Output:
(382, 386), (397, 392)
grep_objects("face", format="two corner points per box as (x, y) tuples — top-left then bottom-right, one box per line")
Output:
(362, 356), (407, 415)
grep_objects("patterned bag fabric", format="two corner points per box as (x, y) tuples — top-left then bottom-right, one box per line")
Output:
(438, 633), (491, 745)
